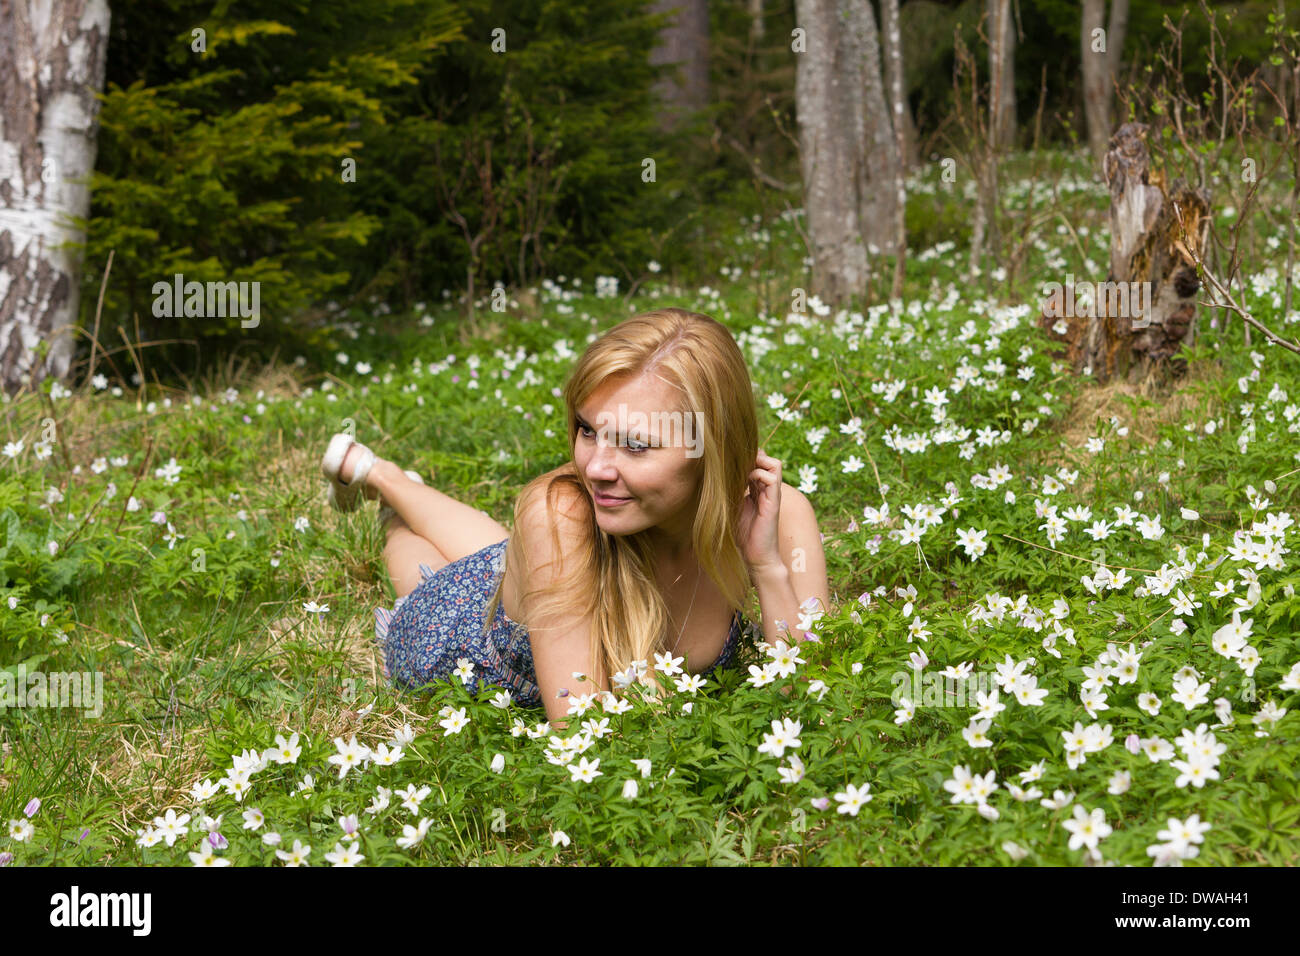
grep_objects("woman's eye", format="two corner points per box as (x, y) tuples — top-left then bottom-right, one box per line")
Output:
(579, 422), (649, 452)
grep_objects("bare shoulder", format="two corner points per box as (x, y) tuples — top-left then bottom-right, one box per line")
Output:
(516, 471), (588, 541)
(511, 471), (591, 592)
(510, 469), (603, 718)
(779, 482), (819, 527)
(775, 481), (832, 614)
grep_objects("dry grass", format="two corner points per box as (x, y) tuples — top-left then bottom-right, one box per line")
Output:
(1059, 359), (1225, 452)
(1053, 360), (1226, 500)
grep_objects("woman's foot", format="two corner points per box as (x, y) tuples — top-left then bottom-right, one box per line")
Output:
(321, 434), (379, 512)
(339, 444), (381, 499)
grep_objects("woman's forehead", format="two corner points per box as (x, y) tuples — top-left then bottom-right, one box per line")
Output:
(581, 372), (684, 415)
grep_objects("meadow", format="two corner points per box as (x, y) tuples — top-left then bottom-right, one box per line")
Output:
(2, 148), (1298, 866)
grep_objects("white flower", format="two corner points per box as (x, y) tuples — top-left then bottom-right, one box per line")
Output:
(622, 779), (639, 800)
(396, 818), (433, 850)
(568, 757), (602, 783)
(551, 830), (571, 848)
(757, 718), (803, 759)
(1170, 675), (1210, 711)
(833, 782), (872, 816)
(490, 753), (506, 774)
(778, 754), (806, 784)
(1062, 804), (1112, 852)
(155, 457), (183, 484)
(962, 719), (993, 749)
(326, 736), (370, 779)
(439, 707), (470, 735)
(325, 841), (364, 866)
(1002, 841), (1029, 861)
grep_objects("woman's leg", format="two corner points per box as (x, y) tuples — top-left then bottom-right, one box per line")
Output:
(382, 512), (450, 599)
(348, 454), (510, 565)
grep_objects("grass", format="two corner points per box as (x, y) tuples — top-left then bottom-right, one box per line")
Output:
(2, 145), (1299, 866)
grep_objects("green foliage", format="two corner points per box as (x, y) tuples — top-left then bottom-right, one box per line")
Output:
(82, 0), (466, 365)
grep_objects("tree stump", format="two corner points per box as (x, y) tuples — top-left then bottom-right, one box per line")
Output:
(1038, 122), (1211, 387)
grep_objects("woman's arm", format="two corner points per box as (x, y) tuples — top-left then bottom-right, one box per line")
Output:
(512, 484), (608, 727)
(749, 483), (832, 645)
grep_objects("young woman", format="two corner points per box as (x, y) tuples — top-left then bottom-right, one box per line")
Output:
(321, 308), (831, 725)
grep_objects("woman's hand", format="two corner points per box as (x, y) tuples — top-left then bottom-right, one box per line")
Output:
(738, 448), (784, 574)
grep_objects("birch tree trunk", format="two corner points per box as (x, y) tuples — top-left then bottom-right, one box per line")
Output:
(0, 0), (110, 395)
(793, 0), (898, 308)
(987, 0), (1015, 149)
(649, 0), (711, 132)
(881, 0), (906, 301)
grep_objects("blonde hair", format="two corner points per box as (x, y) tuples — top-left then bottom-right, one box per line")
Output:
(481, 307), (759, 688)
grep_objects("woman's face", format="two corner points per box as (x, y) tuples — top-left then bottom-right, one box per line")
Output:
(572, 372), (703, 551)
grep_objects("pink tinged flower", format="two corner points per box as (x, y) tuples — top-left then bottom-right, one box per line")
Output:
(810, 797), (830, 811)
(24, 798), (40, 818)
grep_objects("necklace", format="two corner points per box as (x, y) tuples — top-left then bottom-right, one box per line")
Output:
(670, 564), (702, 654)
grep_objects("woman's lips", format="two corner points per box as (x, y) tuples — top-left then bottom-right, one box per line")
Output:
(594, 492), (632, 507)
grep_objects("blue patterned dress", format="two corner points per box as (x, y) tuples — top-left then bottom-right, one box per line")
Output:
(374, 538), (748, 709)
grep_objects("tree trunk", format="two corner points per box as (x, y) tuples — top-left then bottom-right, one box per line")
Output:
(1107, 0), (1130, 108)
(898, 93), (920, 171)
(649, 0), (711, 132)
(793, 0), (899, 308)
(749, 0), (764, 43)
(1039, 122), (1211, 387)
(987, 0), (1015, 149)
(881, 0), (907, 301)
(1081, 0), (1110, 169)
(851, 0), (898, 257)
(0, 0), (111, 395)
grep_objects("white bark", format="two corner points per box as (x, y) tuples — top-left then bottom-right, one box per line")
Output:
(0, 0), (111, 394)
(881, 0), (906, 300)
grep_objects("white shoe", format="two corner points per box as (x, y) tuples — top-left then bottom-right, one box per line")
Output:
(321, 433), (377, 512)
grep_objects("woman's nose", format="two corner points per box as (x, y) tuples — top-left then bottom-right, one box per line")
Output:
(585, 433), (618, 477)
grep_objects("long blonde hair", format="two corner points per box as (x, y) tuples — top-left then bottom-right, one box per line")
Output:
(481, 307), (759, 688)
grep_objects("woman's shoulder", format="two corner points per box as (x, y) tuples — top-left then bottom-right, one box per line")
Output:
(516, 465), (588, 527)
